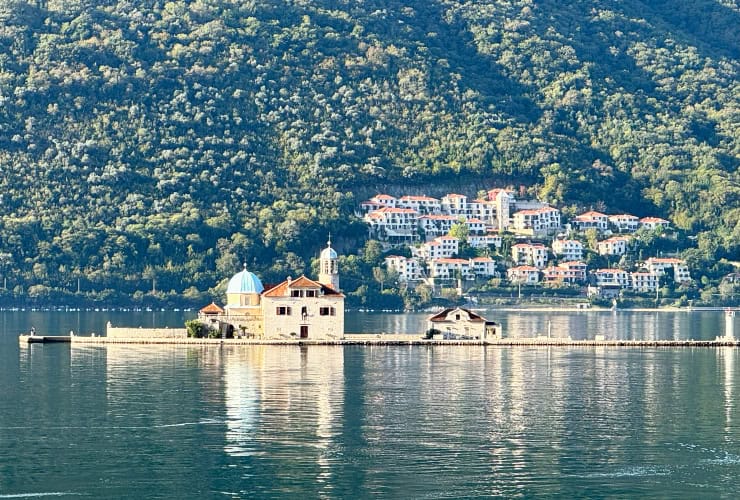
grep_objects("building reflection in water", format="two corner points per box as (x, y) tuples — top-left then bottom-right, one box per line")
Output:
(220, 345), (345, 491)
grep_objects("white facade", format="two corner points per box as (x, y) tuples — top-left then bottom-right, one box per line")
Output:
(385, 255), (422, 282)
(365, 207), (420, 244)
(416, 236), (459, 260)
(470, 257), (497, 277)
(597, 236), (630, 256)
(593, 269), (631, 288)
(609, 214), (639, 233)
(512, 206), (561, 236)
(631, 272), (660, 293)
(468, 234), (502, 250)
(261, 276), (345, 340)
(440, 194), (470, 216)
(512, 243), (549, 269)
(508, 266), (541, 284)
(487, 189), (514, 230)
(397, 195), (441, 214)
(552, 239), (584, 261)
(418, 215), (458, 239)
(639, 217), (671, 231)
(428, 307), (500, 340)
(543, 261), (587, 284)
(573, 211), (609, 232)
(430, 258), (473, 281)
(645, 258), (691, 283)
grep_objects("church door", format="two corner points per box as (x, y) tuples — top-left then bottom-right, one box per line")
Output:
(300, 325), (309, 339)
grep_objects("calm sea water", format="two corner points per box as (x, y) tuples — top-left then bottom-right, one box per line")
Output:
(2, 310), (740, 498)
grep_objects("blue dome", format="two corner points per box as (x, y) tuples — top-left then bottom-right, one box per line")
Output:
(226, 268), (264, 294)
(321, 246), (338, 259)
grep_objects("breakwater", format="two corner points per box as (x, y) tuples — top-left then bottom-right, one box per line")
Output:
(19, 334), (740, 347)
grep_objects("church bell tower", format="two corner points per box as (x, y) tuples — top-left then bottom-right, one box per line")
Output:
(318, 236), (340, 291)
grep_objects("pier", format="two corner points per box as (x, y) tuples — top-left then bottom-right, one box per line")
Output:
(18, 334), (740, 347)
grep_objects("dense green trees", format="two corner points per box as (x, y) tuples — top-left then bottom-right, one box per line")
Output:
(0, 0), (737, 306)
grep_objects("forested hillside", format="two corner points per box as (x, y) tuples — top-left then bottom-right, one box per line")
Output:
(0, 0), (737, 305)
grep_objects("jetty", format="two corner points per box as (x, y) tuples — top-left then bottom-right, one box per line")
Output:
(18, 334), (740, 347)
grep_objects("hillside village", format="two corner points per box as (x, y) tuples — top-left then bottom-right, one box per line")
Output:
(359, 188), (696, 302)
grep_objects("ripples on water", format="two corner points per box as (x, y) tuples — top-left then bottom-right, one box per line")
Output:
(3, 311), (740, 498)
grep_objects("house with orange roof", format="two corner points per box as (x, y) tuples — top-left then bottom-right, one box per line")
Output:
(597, 236), (631, 256)
(609, 214), (640, 233)
(552, 239), (584, 261)
(639, 217), (671, 231)
(572, 211), (609, 232)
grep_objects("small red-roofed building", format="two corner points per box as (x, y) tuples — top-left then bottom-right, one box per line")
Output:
(639, 217), (671, 231)
(593, 269), (631, 288)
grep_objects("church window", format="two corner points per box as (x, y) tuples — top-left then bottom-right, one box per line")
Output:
(277, 306), (292, 316)
(305, 290), (317, 297)
(291, 290), (302, 297)
(320, 307), (336, 316)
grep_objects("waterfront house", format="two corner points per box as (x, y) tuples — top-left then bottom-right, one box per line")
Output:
(427, 307), (501, 340)
(384, 255), (422, 283)
(543, 261), (587, 284)
(645, 257), (691, 283)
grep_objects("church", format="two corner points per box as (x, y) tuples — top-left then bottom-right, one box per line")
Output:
(197, 239), (345, 340)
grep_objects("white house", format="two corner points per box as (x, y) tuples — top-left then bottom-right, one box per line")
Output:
(365, 207), (420, 245)
(511, 206), (561, 236)
(552, 239), (584, 261)
(543, 261), (587, 284)
(359, 194), (398, 214)
(609, 214), (639, 233)
(465, 218), (487, 235)
(639, 217), (671, 231)
(440, 193), (470, 216)
(415, 236), (459, 260)
(397, 195), (441, 214)
(470, 257), (497, 277)
(593, 269), (631, 288)
(418, 214), (459, 239)
(427, 307), (501, 340)
(468, 234), (502, 250)
(631, 272), (660, 293)
(385, 255), (422, 282)
(512, 243), (549, 269)
(508, 265), (541, 284)
(645, 257), (691, 283)
(573, 211), (609, 232)
(430, 258), (473, 281)
(597, 236), (631, 256)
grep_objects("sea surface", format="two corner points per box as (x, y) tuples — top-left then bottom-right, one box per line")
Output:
(2, 309), (740, 498)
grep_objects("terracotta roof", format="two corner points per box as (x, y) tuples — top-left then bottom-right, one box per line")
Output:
(509, 265), (539, 272)
(399, 195), (439, 202)
(646, 257), (684, 264)
(373, 194), (396, 200)
(640, 217), (669, 223)
(594, 268), (628, 274)
(199, 302), (224, 314)
(444, 193), (467, 198)
(609, 214), (638, 220)
(434, 258), (470, 264)
(262, 275), (344, 297)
